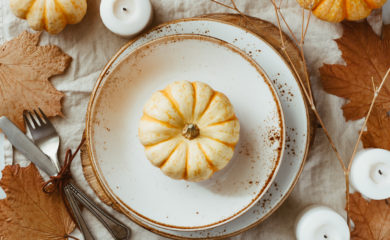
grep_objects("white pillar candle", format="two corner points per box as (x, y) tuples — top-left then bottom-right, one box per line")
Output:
(350, 148), (390, 200)
(100, 0), (153, 38)
(295, 205), (350, 240)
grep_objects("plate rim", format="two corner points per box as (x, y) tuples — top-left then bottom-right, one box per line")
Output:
(85, 16), (312, 239)
(87, 33), (286, 231)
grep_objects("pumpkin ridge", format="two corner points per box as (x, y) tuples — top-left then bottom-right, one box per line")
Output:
(312, 0), (341, 21)
(197, 142), (217, 172)
(160, 90), (186, 122)
(196, 91), (217, 122)
(339, 0), (347, 21)
(23, 0), (36, 19)
(309, 0), (321, 11)
(159, 142), (183, 168)
(141, 114), (179, 129)
(363, 0), (382, 8)
(183, 146), (189, 178)
(344, 0), (352, 19)
(202, 136), (236, 149)
(53, 0), (69, 24)
(191, 82), (197, 122)
(324, 0), (338, 19)
(143, 136), (177, 148)
(205, 116), (238, 127)
(43, 1), (48, 31)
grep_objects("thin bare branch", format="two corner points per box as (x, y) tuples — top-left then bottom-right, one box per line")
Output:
(210, 0), (236, 10)
(271, 0), (314, 105)
(281, 47), (316, 110)
(274, 1), (315, 112)
(345, 173), (351, 229)
(371, 76), (376, 91)
(230, 0), (239, 11)
(303, 10), (312, 40)
(271, 0), (287, 47)
(313, 109), (348, 172)
(298, 45), (314, 100)
(348, 67), (390, 171)
(276, 7), (301, 45)
(301, 7), (305, 46)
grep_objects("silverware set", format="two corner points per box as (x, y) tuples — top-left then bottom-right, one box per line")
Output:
(0, 109), (131, 240)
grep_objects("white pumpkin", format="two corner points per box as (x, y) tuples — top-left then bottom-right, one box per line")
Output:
(138, 81), (240, 182)
(9, 0), (87, 34)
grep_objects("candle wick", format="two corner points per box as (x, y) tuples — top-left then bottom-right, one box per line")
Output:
(122, 7), (127, 11)
(379, 169), (383, 175)
(323, 234), (328, 239)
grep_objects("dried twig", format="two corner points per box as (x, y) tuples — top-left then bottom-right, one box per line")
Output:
(210, 0), (236, 10)
(303, 10), (312, 41)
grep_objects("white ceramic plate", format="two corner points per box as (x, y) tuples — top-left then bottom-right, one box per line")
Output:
(87, 18), (311, 239)
(88, 34), (285, 231)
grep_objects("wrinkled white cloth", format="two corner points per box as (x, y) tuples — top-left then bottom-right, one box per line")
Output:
(1, 0), (390, 239)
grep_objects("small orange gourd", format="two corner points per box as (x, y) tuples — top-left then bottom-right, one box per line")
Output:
(297, 0), (387, 22)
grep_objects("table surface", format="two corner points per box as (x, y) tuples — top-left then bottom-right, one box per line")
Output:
(1, 1), (389, 239)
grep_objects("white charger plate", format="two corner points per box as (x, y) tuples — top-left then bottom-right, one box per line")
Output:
(86, 18), (310, 239)
(88, 34), (285, 231)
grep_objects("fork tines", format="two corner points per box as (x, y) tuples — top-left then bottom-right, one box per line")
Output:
(23, 108), (49, 129)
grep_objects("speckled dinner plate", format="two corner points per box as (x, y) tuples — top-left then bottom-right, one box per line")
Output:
(87, 34), (284, 231)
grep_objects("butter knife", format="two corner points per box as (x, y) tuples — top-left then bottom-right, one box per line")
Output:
(0, 116), (131, 240)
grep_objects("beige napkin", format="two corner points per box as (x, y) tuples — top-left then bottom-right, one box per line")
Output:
(1, 0), (390, 239)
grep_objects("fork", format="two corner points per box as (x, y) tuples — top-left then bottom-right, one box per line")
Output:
(24, 109), (131, 240)
(24, 109), (61, 173)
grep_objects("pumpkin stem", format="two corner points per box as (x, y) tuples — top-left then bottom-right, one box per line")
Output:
(182, 124), (200, 140)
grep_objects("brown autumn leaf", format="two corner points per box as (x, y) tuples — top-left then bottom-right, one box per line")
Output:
(320, 21), (390, 121)
(0, 164), (75, 240)
(349, 193), (390, 240)
(0, 31), (71, 132)
(361, 106), (390, 150)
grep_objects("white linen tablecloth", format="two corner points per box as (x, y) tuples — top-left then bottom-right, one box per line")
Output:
(1, 1), (390, 239)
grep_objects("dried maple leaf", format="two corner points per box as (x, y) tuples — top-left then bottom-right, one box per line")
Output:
(349, 193), (390, 240)
(361, 107), (390, 150)
(320, 21), (390, 121)
(0, 164), (75, 240)
(0, 31), (71, 132)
